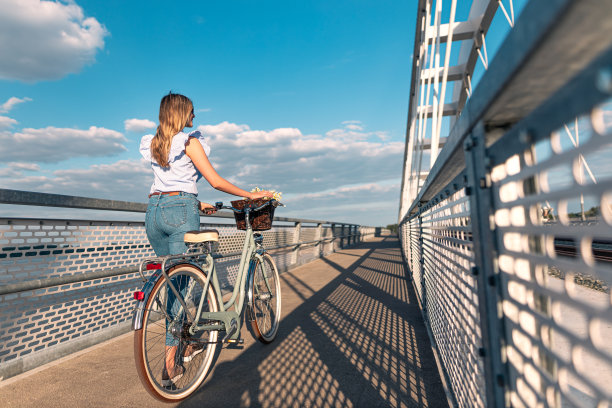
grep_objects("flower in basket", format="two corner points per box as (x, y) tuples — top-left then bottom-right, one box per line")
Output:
(249, 187), (282, 202)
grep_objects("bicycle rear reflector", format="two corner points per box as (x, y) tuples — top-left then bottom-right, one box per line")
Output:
(146, 263), (161, 270)
(133, 291), (145, 300)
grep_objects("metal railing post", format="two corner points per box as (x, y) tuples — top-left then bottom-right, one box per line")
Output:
(316, 223), (323, 256)
(418, 211), (427, 315)
(464, 122), (508, 408)
(330, 223), (336, 251)
(291, 221), (302, 266)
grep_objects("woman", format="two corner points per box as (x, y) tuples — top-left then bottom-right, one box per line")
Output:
(140, 92), (272, 386)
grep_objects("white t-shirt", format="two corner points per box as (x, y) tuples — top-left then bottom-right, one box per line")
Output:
(140, 130), (211, 195)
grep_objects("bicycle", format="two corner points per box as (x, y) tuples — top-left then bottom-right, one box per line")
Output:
(132, 199), (283, 402)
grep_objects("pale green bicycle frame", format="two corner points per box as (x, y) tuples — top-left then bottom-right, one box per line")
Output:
(139, 209), (274, 343)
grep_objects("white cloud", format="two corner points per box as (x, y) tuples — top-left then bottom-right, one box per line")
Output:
(325, 122), (389, 142)
(233, 128), (302, 147)
(7, 162), (40, 171)
(0, 126), (127, 163)
(279, 182), (401, 226)
(1, 120), (404, 226)
(0, 157), (401, 225)
(342, 120), (363, 131)
(125, 118), (156, 132)
(285, 182), (399, 202)
(50, 159), (151, 198)
(0, 0), (108, 81)
(195, 120), (404, 199)
(198, 121), (250, 137)
(0, 116), (18, 129)
(197, 108), (211, 113)
(1, 97), (32, 113)
(0, 159), (152, 202)
(344, 124), (363, 131)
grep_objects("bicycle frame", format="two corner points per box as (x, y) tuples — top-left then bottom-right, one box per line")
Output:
(185, 227), (264, 341)
(132, 222), (267, 342)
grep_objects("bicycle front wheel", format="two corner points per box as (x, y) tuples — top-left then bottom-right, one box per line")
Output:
(248, 253), (281, 343)
(134, 264), (219, 402)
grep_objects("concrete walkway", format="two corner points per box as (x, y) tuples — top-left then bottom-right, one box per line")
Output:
(0, 237), (447, 407)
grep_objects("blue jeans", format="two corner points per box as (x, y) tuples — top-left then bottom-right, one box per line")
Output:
(145, 192), (200, 256)
(145, 192), (200, 346)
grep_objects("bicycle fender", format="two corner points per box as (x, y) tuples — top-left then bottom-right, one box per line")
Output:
(132, 269), (163, 331)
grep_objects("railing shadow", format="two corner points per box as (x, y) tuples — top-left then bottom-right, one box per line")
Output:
(178, 237), (446, 407)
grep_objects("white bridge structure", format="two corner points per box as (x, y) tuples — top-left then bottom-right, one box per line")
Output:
(398, 0), (612, 407)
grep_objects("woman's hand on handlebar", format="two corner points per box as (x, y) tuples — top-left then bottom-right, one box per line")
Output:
(249, 190), (274, 200)
(199, 201), (217, 215)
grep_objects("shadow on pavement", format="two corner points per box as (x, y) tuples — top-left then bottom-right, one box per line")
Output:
(179, 237), (446, 407)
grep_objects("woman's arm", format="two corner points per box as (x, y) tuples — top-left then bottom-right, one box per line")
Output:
(185, 137), (272, 199)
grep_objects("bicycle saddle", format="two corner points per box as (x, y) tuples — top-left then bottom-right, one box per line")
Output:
(184, 229), (219, 243)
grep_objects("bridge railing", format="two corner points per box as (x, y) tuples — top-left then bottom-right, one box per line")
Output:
(0, 189), (378, 380)
(399, 1), (612, 407)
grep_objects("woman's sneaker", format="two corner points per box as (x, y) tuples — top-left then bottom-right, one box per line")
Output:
(161, 365), (184, 387)
(183, 343), (204, 362)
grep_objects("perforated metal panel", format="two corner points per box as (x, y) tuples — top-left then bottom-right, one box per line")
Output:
(398, 0), (612, 405)
(0, 219), (150, 368)
(296, 226), (320, 265)
(0, 220), (151, 281)
(400, 183), (486, 408)
(401, 67), (612, 408)
(0, 215), (375, 379)
(489, 100), (612, 407)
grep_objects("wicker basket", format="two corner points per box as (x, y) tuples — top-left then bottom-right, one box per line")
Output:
(230, 198), (276, 231)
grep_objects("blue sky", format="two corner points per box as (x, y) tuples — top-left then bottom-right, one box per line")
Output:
(2, 1), (413, 132)
(0, 0), (417, 226)
(0, 0), (552, 227)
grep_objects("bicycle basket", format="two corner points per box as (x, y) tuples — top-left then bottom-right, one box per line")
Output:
(231, 198), (276, 231)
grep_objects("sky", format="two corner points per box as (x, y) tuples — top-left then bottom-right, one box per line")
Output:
(0, 0), (418, 227)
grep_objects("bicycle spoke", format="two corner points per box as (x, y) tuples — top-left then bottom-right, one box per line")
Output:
(135, 264), (219, 401)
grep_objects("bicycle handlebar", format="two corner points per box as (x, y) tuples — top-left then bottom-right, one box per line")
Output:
(214, 199), (284, 213)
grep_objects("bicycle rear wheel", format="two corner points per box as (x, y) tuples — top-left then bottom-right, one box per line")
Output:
(248, 253), (281, 343)
(134, 264), (219, 402)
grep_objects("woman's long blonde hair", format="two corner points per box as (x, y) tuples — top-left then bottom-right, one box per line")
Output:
(151, 92), (193, 167)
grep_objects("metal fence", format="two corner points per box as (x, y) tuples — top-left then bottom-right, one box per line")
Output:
(0, 189), (377, 380)
(399, 1), (612, 407)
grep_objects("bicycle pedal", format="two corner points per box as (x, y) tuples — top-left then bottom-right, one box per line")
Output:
(224, 338), (245, 349)
(221, 318), (238, 343)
